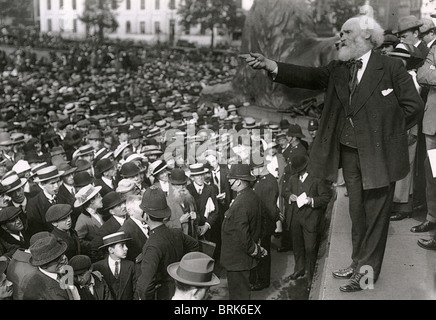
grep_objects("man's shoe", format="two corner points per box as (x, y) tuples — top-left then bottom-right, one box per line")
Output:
(339, 273), (363, 293)
(332, 267), (354, 279)
(390, 211), (412, 221)
(286, 270), (305, 281)
(417, 238), (436, 250)
(410, 221), (436, 233)
(277, 246), (291, 253)
(250, 282), (269, 291)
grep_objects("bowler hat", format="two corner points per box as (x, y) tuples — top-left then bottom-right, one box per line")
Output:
(119, 162), (140, 178)
(394, 15), (423, 34)
(308, 119), (319, 131)
(74, 184), (102, 208)
(50, 146), (66, 157)
(290, 154), (309, 175)
(69, 255), (92, 275)
(29, 235), (67, 266)
(279, 119), (290, 130)
(139, 186), (171, 219)
(95, 158), (114, 176)
(129, 129), (142, 140)
(87, 130), (103, 140)
(73, 171), (94, 188)
(46, 204), (73, 223)
(0, 206), (22, 224)
(74, 159), (92, 173)
(167, 252), (220, 287)
(116, 179), (136, 194)
(287, 124), (305, 138)
(227, 164), (256, 181)
(57, 162), (77, 176)
(33, 166), (64, 183)
(420, 18), (435, 34)
(189, 163), (209, 176)
(99, 231), (131, 249)
(102, 191), (124, 211)
(169, 168), (189, 185)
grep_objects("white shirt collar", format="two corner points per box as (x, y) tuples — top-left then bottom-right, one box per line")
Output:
(113, 215), (125, 226)
(300, 172), (309, 182)
(193, 182), (203, 193)
(102, 176), (113, 188)
(42, 189), (56, 202)
(108, 256), (121, 274)
(9, 232), (23, 242)
(428, 38), (436, 48)
(414, 40), (422, 48)
(131, 216), (149, 237)
(39, 268), (59, 282)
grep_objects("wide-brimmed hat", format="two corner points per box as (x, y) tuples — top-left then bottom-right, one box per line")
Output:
(74, 184), (102, 208)
(189, 163), (209, 176)
(242, 117), (258, 129)
(287, 124), (305, 138)
(114, 142), (131, 159)
(290, 154), (309, 175)
(74, 145), (94, 159)
(167, 252), (220, 287)
(387, 43), (425, 70)
(1, 171), (27, 193)
(139, 186), (171, 219)
(142, 145), (163, 155)
(46, 204), (73, 223)
(0, 132), (13, 146)
(394, 15), (423, 34)
(99, 231), (132, 249)
(146, 127), (161, 138)
(29, 234), (67, 266)
(33, 166), (64, 183)
(0, 206), (22, 224)
(149, 160), (167, 176)
(69, 255), (92, 275)
(102, 191), (124, 211)
(73, 171), (94, 188)
(169, 168), (189, 185)
(116, 179), (136, 194)
(420, 18), (436, 34)
(227, 164), (256, 181)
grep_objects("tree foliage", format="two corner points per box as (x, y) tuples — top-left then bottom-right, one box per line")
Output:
(0, 0), (32, 25)
(79, 0), (121, 41)
(177, 0), (241, 48)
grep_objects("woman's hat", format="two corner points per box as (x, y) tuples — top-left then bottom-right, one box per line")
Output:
(227, 164), (256, 181)
(169, 168), (189, 185)
(189, 163), (209, 176)
(167, 251), (220, 287)
(149, 160), (167, 176)
(33, 166), (64, 183)
(139, 186), (171, 218)
(99, 231), (132, 249)
(290, 154), (309, 175)
(29, 234), (68, 267)
(116, 179), (136, 194)
(74, 184), (102, 208)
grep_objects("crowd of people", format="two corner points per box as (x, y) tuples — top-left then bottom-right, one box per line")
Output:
(0, 24), (328, 301)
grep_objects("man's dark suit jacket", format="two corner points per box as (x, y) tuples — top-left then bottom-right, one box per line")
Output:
(94, 178), (116, 197)
(56, 183), (82, 228)
(118, 218), (147, 262)
(0, 228), (30, 250)
(186, 183), (219, 233)
(274, 50), (424, 189)
(26, 191), (54, 237)
(90, 216), (123, 262)
(23, 269), (71, 300)
(76, 272), (113, 300)
(50, 227), (80, 259)
(93, 257), (136, 300)
(135, 224), (199, 300)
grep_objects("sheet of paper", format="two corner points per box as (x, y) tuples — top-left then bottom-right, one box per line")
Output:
(297, 192), (307, 208)
(428, 149), (436, 178)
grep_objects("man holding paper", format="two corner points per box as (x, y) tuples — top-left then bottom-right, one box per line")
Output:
(283, 155), (331, 289)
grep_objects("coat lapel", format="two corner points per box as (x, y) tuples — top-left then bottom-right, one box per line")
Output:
(332, 62), (351, 110)
(352, 51), (384, 115)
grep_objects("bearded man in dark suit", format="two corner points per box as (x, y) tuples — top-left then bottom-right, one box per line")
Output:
(240, 15), (424, 292)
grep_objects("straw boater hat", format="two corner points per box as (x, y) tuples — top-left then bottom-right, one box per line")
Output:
(1, 171), (27, 193)
(98, 231), (132, 249)
(189, 163), (209, 176)
(74, 184), (102, 208)
(12, 160), (31, 176)
(33, 166), (64, 183)
(149, 160), (168, 176)
(167, 252), (220, 287)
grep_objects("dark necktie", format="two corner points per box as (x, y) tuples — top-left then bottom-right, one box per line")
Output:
(19, 234), (24, 243)
(347, 59), (363, 105)
(114, 261), (119, 279)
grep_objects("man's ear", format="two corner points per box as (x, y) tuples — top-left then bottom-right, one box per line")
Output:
(362, 30), (371, 40)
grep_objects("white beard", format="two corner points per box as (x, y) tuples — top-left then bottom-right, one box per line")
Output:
(338, 36), (371, 61)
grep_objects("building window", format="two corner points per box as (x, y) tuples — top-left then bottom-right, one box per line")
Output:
(126, 0), (130, 10)
(47, 0), (51, 10)
(155, 0), (160, 10)
(72, 0), (76, 10)
(47, 19), (52, 31)
(59, 18), (64, 31)
(169, 0), (175, 9)
(155, 21), (160, 34)
(59, 0), (63, 10)
(73, 19), (77, 33)
(126, 21), (131, 34)
(141, 0), (145, 9)
(140, 21), (146, 34)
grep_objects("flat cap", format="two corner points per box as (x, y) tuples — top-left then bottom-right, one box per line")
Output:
(0, 207), (22, 224)
(69, 255), (92, 275)
(46, 204), (73, 223)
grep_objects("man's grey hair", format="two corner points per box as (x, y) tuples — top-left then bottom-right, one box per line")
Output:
(349, 15), (385, 49)
(125, 194), (142, 216)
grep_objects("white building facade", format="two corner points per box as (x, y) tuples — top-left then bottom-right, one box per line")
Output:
(38, 0), (253, 46)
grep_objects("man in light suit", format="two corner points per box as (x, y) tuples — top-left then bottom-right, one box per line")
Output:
(240, 15), (424, 292)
